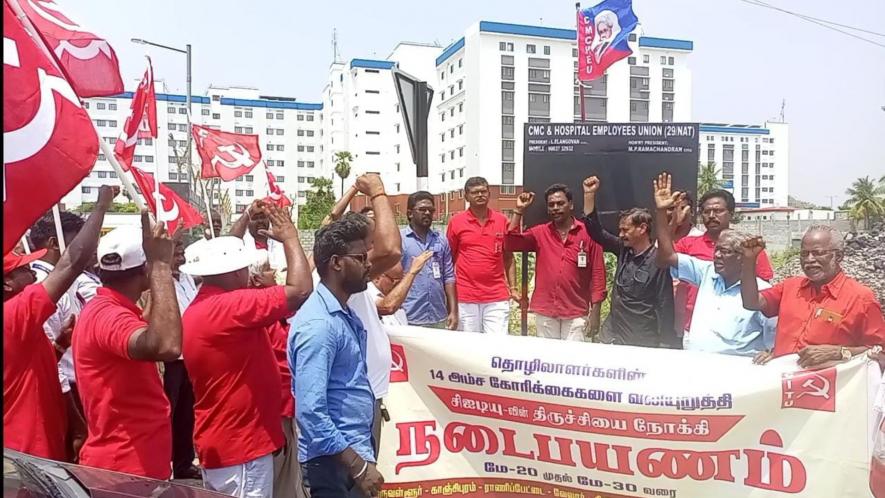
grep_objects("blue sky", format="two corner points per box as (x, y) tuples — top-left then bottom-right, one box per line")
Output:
(74, 0), (884, 206)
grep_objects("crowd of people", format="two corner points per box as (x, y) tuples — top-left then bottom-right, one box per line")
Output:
(4, 171), (885, 498)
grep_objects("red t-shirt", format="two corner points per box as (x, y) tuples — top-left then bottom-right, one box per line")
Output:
(267, 320), (295, 419)
(674, 232), (774, 332)
(182, 285), (288, 468)
(505, 219), (607, 319)
(3, 284), (67, 460)
(73, 287), (171, 480)
(447, 209), (511, 303)
(761, 272), (885, 356)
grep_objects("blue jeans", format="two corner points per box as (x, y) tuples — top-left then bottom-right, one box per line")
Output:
(301, 456), (362, 498)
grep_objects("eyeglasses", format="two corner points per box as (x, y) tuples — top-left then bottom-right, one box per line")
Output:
(701, 208), (729, 217)
(339, 253), (369, 265)
(800, 249), (838, 260)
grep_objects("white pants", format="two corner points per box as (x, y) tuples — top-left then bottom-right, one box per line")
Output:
(459, 301), (510, 335)
(202, 453), (274, 498)
(536, 314), (587, 342)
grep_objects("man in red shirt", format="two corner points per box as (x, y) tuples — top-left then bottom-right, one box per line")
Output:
(74, 211), (182, 479)
(741, 226), (885, 368)
(505, 184), (606, 341)
(447, 177), (518, 335)
(4, 185), (114, 461)
(181, 204), (312, 498)
(674, 188), (774, 339)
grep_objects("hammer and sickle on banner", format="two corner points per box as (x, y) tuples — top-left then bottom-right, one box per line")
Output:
(211, 143), (254, 171)
(156, 191), (179, 223)
(796, 373), (831, 399)
(390, 350), (405, 373)
(3, 37), (81, 201)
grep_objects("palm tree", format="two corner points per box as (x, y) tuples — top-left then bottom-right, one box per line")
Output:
(697, 162), (725, 197)
(333, 151), (353, 197)
(845, 175), (885, 228)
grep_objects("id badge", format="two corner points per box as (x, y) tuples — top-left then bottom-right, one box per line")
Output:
(577, 250), (588, 268)
(432, 260), (442, 279)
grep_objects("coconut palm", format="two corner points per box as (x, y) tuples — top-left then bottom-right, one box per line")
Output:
(333, 151), (353, 197)
(697, 162), (725, 197)
(845, 175), (885, 228)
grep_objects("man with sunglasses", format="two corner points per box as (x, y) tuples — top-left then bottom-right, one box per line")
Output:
(653, 173), (775, 356)
(581, 176), (679, 348)
(291, 217), (385, 498)
(741, 226), (885, 368)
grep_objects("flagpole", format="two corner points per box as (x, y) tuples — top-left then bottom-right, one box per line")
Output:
(20, 235), (31, 254)
(52, 205), (67, 253)
(152, 138), (162, 220)
(95, 135), (147, 210)
(199, 178), (216, 238)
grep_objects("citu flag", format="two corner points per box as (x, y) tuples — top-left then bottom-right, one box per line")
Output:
(129, 166), (202, 235)
(3, 0), (98, 254)
(577, 0), (639, 82)
(16, 0), (124, 97)
(264, 165), (292, 208)
(192, 124), (262, 182)
(113, 58), (156, 171)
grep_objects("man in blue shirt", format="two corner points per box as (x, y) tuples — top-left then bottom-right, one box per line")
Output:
(289, 217), (384, 498)
(400, 191), (458, 329)
(653, 173), (775, 356)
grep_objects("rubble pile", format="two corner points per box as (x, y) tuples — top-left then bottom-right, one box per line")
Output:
(774, 222), (885, 306)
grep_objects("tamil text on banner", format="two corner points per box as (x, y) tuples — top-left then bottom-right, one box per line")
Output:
(379, 328), (879, 498)
(577, 0), (639, 82)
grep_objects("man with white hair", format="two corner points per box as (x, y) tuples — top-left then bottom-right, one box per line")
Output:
(653, 173), (776, 356)
(181, 203), (312, 498)
(742, 225), (885, 367)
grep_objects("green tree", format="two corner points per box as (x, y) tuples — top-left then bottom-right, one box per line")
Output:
(298, 177), (336, 229)
(845, 175), (885, 228)
(333, 151), (353, 198)
(697, 162), (725, 198)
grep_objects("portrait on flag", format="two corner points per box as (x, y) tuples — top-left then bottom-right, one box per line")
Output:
(191, 124), (262, 182)
(577, 0), (639, 82)
(3, 0), (98, 254)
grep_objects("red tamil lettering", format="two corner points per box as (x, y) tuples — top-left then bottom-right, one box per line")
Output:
(499, 428), (537, 460)
(395, 421), (441, 474)
(532, 434), (577, 467)
(576, 440), (635, 476)
(743, 430), (807, 493)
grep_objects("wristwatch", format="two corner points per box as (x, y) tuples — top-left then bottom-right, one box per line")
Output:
(840, 346), (852, 361)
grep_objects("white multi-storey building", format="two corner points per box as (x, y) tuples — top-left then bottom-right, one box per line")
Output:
(70, 85), (326, 214)
(431, 21), (693, 195)
(699, 121), (789, 208)
(318, 21), (694, 203)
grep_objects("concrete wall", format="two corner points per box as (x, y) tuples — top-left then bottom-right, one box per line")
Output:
(733, 218), (855, 252)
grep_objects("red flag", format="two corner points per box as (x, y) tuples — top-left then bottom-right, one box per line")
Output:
(17, 0), (124, 97)
(192, 124), (262, 181)
(264, 166), (292, 208)
(3, 0), (98, 255)
(129, 167), (202, 235)
(113, 59), (156, 171)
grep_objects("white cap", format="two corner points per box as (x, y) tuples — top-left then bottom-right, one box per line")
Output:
(97, 227), (146, 271)
(179, 236), (254, 276)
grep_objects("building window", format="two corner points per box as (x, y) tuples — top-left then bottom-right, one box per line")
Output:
(458, 124), (464, 135)
(458, 102), (463, 113)
(108, 103), (117, 111)
(627, 56), (636, 65)
(668, 56), (675, 65)
(81, 186), (91, 194)
(276, 129), (284, 135)
(212, 113), (220, 119)
(235, 126), (243, 133)
(96, 102), (106, 110)
(660, 56), (667, 64)
(543, 45), (551, 55)
(83, 102), (90, 109)
(365, 89), (380, 94)
(527, 44), (536, 54)
(297, 115), (305, 121)
(202, 108), (210, 116)
(365, 130), (380, 135)
(502, 140), (515, 162)
(366, 110), (380, 115)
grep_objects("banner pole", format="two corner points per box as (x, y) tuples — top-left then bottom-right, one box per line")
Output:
(95, 133), (147, 211)
(51, 204), (66, 253)
(520, 251), (529, 336)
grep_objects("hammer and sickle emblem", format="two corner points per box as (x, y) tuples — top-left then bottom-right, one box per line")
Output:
(390, 350), (405, 373)
(156, 191), (179, 223)
(796, 373), (831, 399)
(3, 36), (81, 201)
(210, 143), (253, 171)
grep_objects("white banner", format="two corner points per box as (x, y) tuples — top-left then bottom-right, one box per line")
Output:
(379, 327), (881, 498)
